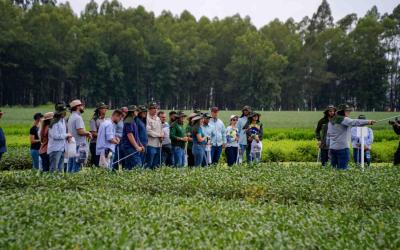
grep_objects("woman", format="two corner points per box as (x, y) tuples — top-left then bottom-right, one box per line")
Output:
(89, 102), (108, 166)
(244, 112), (263, 163)
(48, 103), (72, 172)
(225, 115), (239, 166)
(191, 115), (207, 167)
(30, 113), (43, 170)
(39, 112), (54, 172)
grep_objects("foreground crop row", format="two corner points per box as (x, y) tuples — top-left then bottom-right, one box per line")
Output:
(0, 165), (399, 249)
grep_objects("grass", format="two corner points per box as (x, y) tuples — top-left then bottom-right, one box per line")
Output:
(0, 165), (399, 249)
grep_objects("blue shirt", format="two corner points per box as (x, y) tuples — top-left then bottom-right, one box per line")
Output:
(96, 120), (117, 155)
(122, 119), (141, 150)
(351, 127), (374, 149)
(48, 119), (67, 154)
(135, 117), (148, 146)
(237, 116), (248, 145)
(115, 120), (124, 138)
(208, 118), (227, 146)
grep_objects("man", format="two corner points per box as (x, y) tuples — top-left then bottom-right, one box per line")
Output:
(135, 105), (148, 165)
(146, 102), (164, 169)
(209, 107), (227, 164)
(67, 99), (92, 173)
(169, 111), (177, 124)
(351, 115), (374, 166)
(327, 104), (375, 170)
(89, 102), (108, 167)
(201, 113), (213, 165)
(96, 109), (123, 169)
(114, 106), (128, 169)
(159, 111), (174, 166)
(237, 105), (252, 163)
(122, 105), (145, 170)
(170, 111), (188, 167)
(0, 109), (6, 161)
(186, 112), (199, 166)
(315, 105), (336, 167)
(390, 118), (400, 165)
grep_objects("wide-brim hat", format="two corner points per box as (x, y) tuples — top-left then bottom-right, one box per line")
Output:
(202, 113), (212, 119)
(175, 111), (187, 118)
(96, 102), (108, 110)
(127, 105), (138, 112)
(188, 112), (198, 120)
(191, 115), (203, 122)
(69, 99), (83, 109)
(230, 115), (239, 120)
(249, 112), (261, 118)
(138, 105), (147, 113)
(55, 102), (68, 114)
(242, 105), (252, 112)
(43, 112), (54, 120)
(337, 104), (352, 112)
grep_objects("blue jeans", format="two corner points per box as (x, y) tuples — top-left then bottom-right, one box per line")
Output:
(225, 146), (238, 166)
(239, 144), (251, 163)
(162, 144), (174, 166)
(353, 148), (371, 166)
(211, 145), (223, 164)
(67, 157), (82, 173)
(49, 151), (64, 172)
(30, 149), (40, 170)
(145, 146), (161, 169)
(123, 147), (142, 170)
(173, 146), (185, 167)
(192, 143), (206, 167)
(330, 148), (350, 170)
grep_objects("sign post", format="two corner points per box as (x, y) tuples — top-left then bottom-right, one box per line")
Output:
(357, 127), (368, 171)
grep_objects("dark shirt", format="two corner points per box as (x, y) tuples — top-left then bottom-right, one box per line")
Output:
(30, 125), (41, 150)
(122, 120), (141, 150)
(315, 116), (329, 149)
(135, 117), (148, 147)
(0, 127), (6, 153)
(393, 123), (400, 136)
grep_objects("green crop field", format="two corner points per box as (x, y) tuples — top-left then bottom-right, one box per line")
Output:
(0, 165), (400, 249)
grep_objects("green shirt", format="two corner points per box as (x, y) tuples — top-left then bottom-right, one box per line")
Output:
(170, 122), (186, 148)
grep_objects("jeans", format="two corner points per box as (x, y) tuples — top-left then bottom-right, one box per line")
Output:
(162, 144), (174, 166)
(67, 157), (82, 173)
(320, 148), (329, 167)
(49, 151), (64, 172)
(30, 149), (40, 170)
(90, 143), (100, 166)
(239, 144), (251, 163)
(173, 146), (185, 167)
(330, 148), (350, 170)
(211, 145), (223, 164)
(123, 147), (142, 170)
(394, 142), (400, 165)
(145, 146), (161, 169)
(250, 152), (261, 164)
(225, 147), (238, 166)
(353, 148), (371, 166)
(192, 143), (206, 167)
(40, 153), (50, 172)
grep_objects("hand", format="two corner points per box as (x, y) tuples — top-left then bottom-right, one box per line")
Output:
(87, 132), (93, 139)
(115, 138), (120, 144)
(160, 132), (165, 138)
(256, 138), (260, 143)
(369, 120), (376, 125)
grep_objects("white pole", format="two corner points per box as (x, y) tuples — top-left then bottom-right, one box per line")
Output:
(360, 128), (365, 171)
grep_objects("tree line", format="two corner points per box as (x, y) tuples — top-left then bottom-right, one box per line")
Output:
(1, 0), (400, 110)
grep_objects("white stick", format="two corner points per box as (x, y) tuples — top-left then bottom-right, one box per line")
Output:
(112, 151), (139, 165)
(361, 128), (365, 171)
(317, 148), (321, 164)
(375, 115), (400, 123)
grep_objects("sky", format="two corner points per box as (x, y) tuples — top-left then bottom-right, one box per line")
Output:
(61, 0), (399, 28)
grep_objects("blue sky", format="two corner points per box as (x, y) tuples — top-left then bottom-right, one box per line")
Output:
(61, 0), (399, 28)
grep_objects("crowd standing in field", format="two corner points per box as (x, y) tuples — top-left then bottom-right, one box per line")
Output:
(0, 103), (399, 171)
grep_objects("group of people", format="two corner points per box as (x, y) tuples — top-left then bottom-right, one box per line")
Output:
(315, 104), (400, 169)
(19, 102), (265, 172)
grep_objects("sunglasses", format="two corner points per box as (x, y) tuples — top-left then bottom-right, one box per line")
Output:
(231, 119), (238, 121)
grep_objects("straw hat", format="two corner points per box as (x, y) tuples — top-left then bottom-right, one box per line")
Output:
(191, 115), (203, 122)
(69, 99), (83, 109)
(43, 112), (54, 120)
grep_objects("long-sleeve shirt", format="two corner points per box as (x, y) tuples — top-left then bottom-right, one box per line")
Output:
(96, 119), (117, 155)
(315, 116), (329, 149)
(237, 116), (248, 146)
(162, 122), (171, 146)
(115, 120), (124, 138)
(201, 124), (213, 140)
(135, 117), (148, 147)
(209, 118), (227, 146)
(47, 119), (67, 154)
(351, 127), (374, 149)
(147, 114), (163, 148)
(327, 116), (370, 150)
(170, 122), (186, 148)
